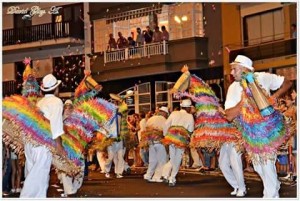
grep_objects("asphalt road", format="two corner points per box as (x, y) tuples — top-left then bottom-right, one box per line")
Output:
(45, 167), (297, 198)
(5, 167), (297, 199)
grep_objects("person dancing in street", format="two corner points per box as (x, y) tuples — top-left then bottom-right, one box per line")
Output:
(161, 99), (194, 187)
(224, 55), (292, 198)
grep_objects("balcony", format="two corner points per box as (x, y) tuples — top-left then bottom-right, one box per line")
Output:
(3, 21), (84, 47)
(92, 37), (210, 82)
(229, 38), (297, 63)
(104, 41), (169, 64)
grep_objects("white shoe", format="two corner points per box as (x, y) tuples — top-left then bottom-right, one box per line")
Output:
(11, 189), (16, 193)
(148, 178), (163, 183)
(143, 174), (151, 180)
(105, 173), (110, 178)
(16, 188), (22, 193)
(116, 174), (123, 178)
(236, 190), (247, 197)
(230, 188), (238, 195)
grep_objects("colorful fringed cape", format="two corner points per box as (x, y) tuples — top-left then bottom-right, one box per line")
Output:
(162, 126), (191, 149)
(3, 95), (117, 175)
(173, 68), (242, 150)
(139, 127), (164, 149)
(235, 74), (289, 164)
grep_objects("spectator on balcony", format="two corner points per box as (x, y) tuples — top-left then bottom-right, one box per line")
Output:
(143, 26), (153, 44)
(291, 24), (297, 53)
(127, 37), (136, 48)
(153, 26), (163, 43)
(161, 26), (169, 42)
(117, 32), (129, 49)
(291, 23), (297, 39)
(107, 33), (117, 52)
(136, 27), (145, 46)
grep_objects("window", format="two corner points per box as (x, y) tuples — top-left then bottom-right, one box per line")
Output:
(243, 8), (284, 46)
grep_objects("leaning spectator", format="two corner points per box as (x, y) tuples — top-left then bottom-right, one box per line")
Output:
(152, 26), (162, 43)
(107, 33), (117, 51)
(161, 26), (169, 41)
(136, 27), (145, 46)
(117, 32), (128, 49)
(128, 37), (136, 48)
(143, 26), (153, 44)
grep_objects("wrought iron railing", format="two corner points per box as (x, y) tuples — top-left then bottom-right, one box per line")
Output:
(3, 21), (84, 46)
(104, 41), (169, 64)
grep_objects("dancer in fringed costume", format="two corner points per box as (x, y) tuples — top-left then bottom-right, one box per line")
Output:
(224, 55), (292, 198)
(59, 71), (104, 196)
(171, 65), (244, 194)
(103, 92), (134, 178)
(141, 106), (169, 183)
(60, 99), (83, 196)
(161, 99), (194, 187)
(20, 73), (65, 198)
(2, 61), (117, 197)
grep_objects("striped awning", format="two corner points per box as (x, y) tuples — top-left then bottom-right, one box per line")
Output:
(106, 5), (162, 24)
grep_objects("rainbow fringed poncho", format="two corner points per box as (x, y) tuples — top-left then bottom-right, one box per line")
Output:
(235, 75), (289, 164)
(139, 128), (164, 149)
(173, 67), (242, 150)
(3, 95), (117, 175)
(162, 126), (191, 148)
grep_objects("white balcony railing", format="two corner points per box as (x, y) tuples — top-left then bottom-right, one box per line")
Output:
(104, 41), (168, 64)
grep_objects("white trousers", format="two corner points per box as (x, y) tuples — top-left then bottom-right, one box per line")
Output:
(162, 144), (184, 183)
(144, 143), (167, 180)
(61, 165), (85, 195)
(219, 143), (246, 192)
(105, 141), (124, 175)
(191, 148), (202, 167)
(96, 151), (106, 172)
(20, 143), (52, 198)
(252, 154), (280, 198)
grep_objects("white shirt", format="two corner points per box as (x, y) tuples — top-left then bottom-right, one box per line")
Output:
(225, 72), (284, 110)
(146, 115), (166, 131)
(138, 118), (147, 141)
(37, 94), (64, 140)
(164, 109), (194, 135)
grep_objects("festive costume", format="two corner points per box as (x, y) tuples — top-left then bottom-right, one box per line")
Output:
(226, 71), (288, 198)
(143, 112), (168, 182)
(172, 66), (244, 194)
(161, 109), (194, 186)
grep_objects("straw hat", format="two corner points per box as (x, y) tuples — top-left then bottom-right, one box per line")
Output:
(180, 99), (192, 107)
(40, 74), (61, 92)
(230, 55), (254, 71)
(159, 106), (169, 114)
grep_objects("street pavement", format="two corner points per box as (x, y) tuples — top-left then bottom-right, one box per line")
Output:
(4, 167), (297, 199)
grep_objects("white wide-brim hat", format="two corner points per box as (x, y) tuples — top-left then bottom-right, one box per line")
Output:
(159, 106), (169, 114)
(64, 99), (73, 105)
(180, 99), (192, 107)
(40, 74), (61, 92)
(230, 55), (254, 71)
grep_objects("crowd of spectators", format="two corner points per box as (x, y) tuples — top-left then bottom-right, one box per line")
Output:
(107, 25), (169, 52)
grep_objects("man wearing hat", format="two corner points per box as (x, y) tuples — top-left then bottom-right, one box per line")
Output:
(143, 106), (169, 182)
(161, 99), (194, 187)
(20, 74), (65, 198)
(224, 55), (292, 198)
